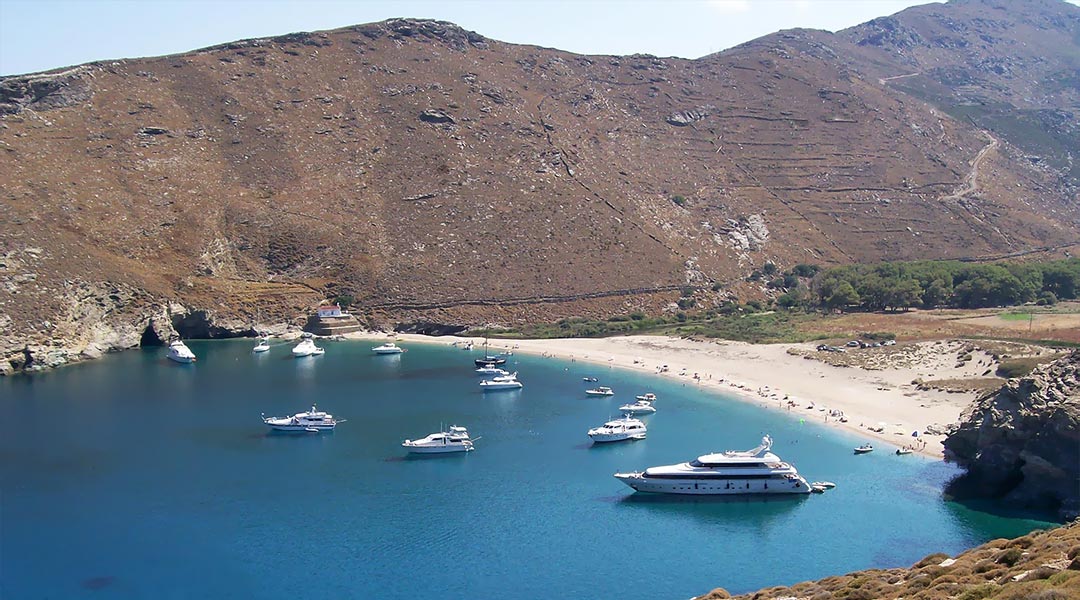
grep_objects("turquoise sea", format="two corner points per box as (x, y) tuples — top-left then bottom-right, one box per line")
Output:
(0, 339), (1057, 599)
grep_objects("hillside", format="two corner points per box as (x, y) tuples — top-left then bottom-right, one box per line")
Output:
(697, 519), (1080, 600)
(2, 0), (1079, 373)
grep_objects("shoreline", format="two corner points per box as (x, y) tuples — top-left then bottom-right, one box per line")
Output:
(349, 332), (979, 460)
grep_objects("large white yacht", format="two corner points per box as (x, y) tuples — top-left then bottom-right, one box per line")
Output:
(166, 340), (196, 363)
(479, 372), (523, 391)
(588, 415), (647, 443)
(262, 405), (340, 432)
(372, 342), (404, 355)
(613, 435), (812, 495)
(292, 333), (324, 357)
(402, 426), (475, 453)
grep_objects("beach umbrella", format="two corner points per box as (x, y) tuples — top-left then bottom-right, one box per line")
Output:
(912, 430), (919, 437)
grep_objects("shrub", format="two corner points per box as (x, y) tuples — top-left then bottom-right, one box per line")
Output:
(671, 194), (687, 206)
(915, 553), (953, 568)
(997, 547), (1024, 566)
(996, 358), (1041, 378)
(1036, 291), (1058, 305)
(957, 583), (999, 600)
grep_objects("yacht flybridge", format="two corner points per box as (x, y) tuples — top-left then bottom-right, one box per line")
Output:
(613, 435), (812, 495)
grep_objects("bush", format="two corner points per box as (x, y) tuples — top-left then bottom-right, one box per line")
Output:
(672, 194), (687, 206)
(996, 358), (1041, 378)
(997, 547), (1024, 566)
(957, 584), (999, 600)
(1036, 291), (1058, 305)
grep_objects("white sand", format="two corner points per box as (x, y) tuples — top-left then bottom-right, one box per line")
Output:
(350, 332), (979, 459)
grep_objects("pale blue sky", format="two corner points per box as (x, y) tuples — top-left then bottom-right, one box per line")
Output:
(0, 0), (1076, 76)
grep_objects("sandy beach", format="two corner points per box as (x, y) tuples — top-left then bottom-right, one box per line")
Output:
(345, 332), (983, 459)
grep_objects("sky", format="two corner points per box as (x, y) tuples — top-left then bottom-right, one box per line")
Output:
(0, 0), (1077, 76)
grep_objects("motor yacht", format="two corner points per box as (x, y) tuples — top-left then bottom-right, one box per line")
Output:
(479, 372), (523, 391)
(253, 337), (271, 353)
(585, 386), (614, 397)
(402, 426), (475, 453)
(475, 365), (510, 377)
(166, 340), (196, 363)
(635, 392), (658, 402)
(618, 399), (657, 414)
(372, 342), (404, 355)
(613, 435), (812, 495)
(292, 333), (324, 357)
(588, 415), (647, 443)
(262, 405), (340, 432)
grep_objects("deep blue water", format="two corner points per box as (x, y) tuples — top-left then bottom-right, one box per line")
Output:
(0, 339), (1057, 599)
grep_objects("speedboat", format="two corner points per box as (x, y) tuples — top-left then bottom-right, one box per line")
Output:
(372, 342), (404, 355)
(896, 447), (913, 455)
(613, 435), (812, 495)
(583, 377), (598, 382)
(588, 415), (647, 443)
(402, 426), (475, 453)
(479, 372), (523, 391)
(854, 443), (874, 454)
(585, 386), (614, 397)
(253, 337), (271, 353)
(618, 399), (657, 414)
(475, 365), (510, 377)
(262, 405), (340, 432)
(635, 392), (658, 402)
(166, 340), (196, 363)
(292, 333), (324, 357)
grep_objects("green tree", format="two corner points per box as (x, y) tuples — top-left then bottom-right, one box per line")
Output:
(825, 281), (860, 311)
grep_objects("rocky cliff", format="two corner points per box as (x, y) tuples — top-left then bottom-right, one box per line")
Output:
(944, 350), (1080, 521)
(2, 1), (1079, 374)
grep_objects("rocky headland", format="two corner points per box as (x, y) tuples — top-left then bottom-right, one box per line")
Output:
(945, 350), (1080, 522)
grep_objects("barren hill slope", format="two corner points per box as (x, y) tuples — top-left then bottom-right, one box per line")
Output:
(1, 1), (1079, 372)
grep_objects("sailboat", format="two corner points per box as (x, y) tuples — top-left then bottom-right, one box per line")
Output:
(474, 339), (507, 367)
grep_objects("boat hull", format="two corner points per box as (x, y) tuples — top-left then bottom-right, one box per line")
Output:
(480, 383), (522, 391)
(373, 349), (404, 355)
(402, 444), (472, 453)
(589, 433), (645, 443)
(614, 473), (811, 495)
(266, 424), (335, 432)
(167, 354), (195, 363)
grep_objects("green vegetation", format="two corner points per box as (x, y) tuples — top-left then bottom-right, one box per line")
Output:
(996, 357), (1043, 378)
(999, 312), (1033, 321)
(807, 258), (1080, 312)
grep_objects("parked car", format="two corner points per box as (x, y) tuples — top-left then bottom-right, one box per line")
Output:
(883, 339), (897, 346)
(846, 340), (860, 347)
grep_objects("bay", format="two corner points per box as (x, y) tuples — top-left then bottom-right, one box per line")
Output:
(0, 339), (1056, 599)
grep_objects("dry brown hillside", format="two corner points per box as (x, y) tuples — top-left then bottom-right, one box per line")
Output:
(1, 0), (1079, 372)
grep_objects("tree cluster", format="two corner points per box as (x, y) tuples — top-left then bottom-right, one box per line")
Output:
(804, 258), (1080, 312)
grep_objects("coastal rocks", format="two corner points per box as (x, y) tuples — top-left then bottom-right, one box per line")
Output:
(944, 350), (1080, 521)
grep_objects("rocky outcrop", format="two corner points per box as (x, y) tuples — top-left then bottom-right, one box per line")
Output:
(0, 68), (92, 114)
(944, 350), (1080, 521)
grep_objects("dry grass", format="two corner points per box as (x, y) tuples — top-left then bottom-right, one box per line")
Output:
(697, 521), (1080, 600)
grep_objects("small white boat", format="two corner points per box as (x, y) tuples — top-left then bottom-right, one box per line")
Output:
(618, 400), (657, 414)
(166, 340), (196, 363)
(896, 447), (913, 455)
(583, 377), (598, 382)
(811, 481), (836, 489)
(588, 415), (647, 443)
(292, 333), (324, 358)
(372, 342), (404, 355)
(585, 386), (614, 397)
(402, 426), (475, 453)
(479, 372), (523, 391)
(635, 392), (658, 402)
(262, 405), (340, 432)
(854, 443), (874, 454)
(475, 365), (510, 377)
(253, 337), (271, 353)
